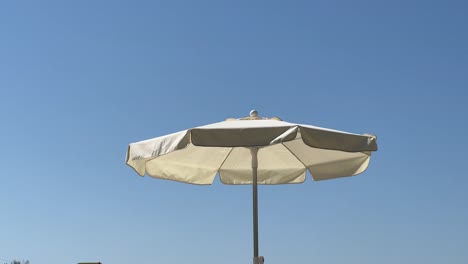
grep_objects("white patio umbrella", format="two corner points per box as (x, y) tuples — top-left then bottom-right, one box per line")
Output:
(126, 110), (378, 264)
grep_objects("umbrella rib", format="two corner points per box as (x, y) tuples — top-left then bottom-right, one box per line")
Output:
(216, 147), (234, 172)
(307, 154), (369, 167)
(281, 142), (308, 169)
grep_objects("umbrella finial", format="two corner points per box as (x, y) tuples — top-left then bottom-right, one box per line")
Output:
(250, 110), (258, 117)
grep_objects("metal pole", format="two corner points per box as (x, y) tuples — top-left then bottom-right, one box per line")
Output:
(251, 147), (260, 264)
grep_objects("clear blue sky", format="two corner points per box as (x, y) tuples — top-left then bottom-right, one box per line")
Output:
(1, 1), (467, 264)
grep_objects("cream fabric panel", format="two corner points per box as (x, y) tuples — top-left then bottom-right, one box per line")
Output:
(220, 145), (306, 184)
(283, 139), (371, 181)
(126, 130), (190, 175)
(145, 145), (232, 185)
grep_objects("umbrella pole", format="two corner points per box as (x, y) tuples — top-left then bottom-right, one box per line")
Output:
(251, 148), (263, 264)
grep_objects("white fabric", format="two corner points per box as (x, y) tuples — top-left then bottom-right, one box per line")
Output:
(126, 119), (377, 184)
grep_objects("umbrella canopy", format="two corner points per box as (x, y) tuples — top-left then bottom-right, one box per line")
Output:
(126, 112), (377, 184)
(126, 110), (378, 264)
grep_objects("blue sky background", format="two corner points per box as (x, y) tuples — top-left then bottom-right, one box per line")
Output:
(1, 1), (467, 264)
